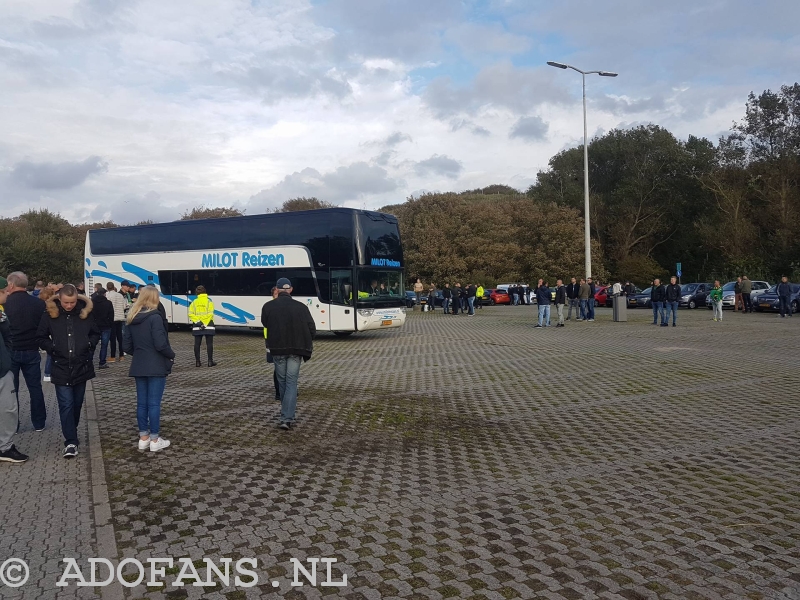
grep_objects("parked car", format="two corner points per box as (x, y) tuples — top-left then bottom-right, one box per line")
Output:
(419, 290), (444, 308)
(748, 280), (772, 302)
(594, 285), (610, 307)
(754, 284), (800, 313)
(489, 289), (511, 305)
(605, 286), (642, 307)
(706, 280), (771, 309)
(481, 288), (493, 304)
(628, 287), (653, 309)
(404, 291), (418, 308)
(678, 283), (712, 309)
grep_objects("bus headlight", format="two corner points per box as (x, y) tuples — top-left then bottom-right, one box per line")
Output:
(358, 309), (374, 317)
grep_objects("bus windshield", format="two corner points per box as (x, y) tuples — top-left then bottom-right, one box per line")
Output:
(356, 269), (404, 305)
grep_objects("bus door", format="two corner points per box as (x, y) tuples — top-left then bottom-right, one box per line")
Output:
(168, 271), (190, 325)
(329, 269), (355, 332)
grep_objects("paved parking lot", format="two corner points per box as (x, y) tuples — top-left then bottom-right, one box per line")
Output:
(10, 305), (799, 599)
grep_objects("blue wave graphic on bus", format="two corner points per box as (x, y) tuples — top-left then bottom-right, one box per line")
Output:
(85, 259), (256, 325)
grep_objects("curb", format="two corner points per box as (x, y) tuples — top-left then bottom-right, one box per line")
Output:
(86, 380), (125, 600)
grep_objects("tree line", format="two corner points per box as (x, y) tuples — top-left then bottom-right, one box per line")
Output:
(1, 84), (797, 288)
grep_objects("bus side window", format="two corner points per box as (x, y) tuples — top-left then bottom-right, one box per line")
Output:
(331, 269), (352, 305)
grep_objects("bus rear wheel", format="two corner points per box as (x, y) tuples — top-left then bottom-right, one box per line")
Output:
(333, 331), (354, 337)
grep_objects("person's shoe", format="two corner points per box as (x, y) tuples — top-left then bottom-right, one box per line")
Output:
(672, 323), (676, 327)
(196, 360), (202, 367)
(98, 364), (109, 369)
(534, 324), (542, 328)
(208, 360), (218, 367)
(43, 375), (51, 383)
(660, 323), (668, 327)
(278, 422), (291, 430)
(107, 357), (116, 363)
(63, 445), (78, 459)
(713, 317), (717, 321)
(275, 395), (281, 402)
(0, 445), (28, 463)
(118, 355), (125, 361)
(34, 426), (45, 432)
(588, 319), (594, 322)
(138, 438), (151, 450)
(150, 438), (170, 452)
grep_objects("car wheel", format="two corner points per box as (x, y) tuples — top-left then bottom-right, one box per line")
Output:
(490, 299), (496, 305)
(688, 300), (696, 309)
(793, 300), (799, 313)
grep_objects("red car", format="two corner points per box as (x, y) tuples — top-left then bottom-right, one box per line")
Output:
(489, 289), (511, 305)
(594, 286), (610, 307)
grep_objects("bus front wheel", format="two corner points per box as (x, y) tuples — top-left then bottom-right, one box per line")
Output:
(333, 331), (354, 337)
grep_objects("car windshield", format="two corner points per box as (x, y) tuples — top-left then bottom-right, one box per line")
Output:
(722, 282), (737, 292)
(640, 287), (652, 294)
(682, 284), (698, 294)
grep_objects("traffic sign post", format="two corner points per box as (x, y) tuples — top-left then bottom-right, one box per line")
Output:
(676, 262), (682, 283)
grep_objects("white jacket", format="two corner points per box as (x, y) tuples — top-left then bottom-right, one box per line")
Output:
(107, 290), (127, 322)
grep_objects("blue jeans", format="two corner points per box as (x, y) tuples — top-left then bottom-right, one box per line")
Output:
(586, 298), (595, 320)
(468, 297), (475, 315)
(135, 376), (166, 439)
(512, 293), (519, 306)
(93, 329), (111, 365)
(652, 301), (664, 324)
(579, 299), (588, 320)
(55, 383), (86, 447)
(274, 355), (302, 424)
(664, 301), (678, 325)
(11, 350), (46, 430)
(45, 355), (52, 377)
(538, 304), (551, 326)
(443, 298), (450, 314)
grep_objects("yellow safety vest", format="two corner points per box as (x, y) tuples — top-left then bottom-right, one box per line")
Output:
(188, 294), (214, 325)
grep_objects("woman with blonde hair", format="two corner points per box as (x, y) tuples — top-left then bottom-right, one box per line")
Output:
(122, 286), (175, 452)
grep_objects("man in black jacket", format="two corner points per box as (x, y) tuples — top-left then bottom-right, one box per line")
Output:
(260, 278), (316, 430)
(623, 281), (635, 297)
(442, 283), (452, 314)
(650, 278), (666, 325)
(777, 276), (793, 317)
(91, 286), (115, 369)
(37, 285), (100, 458)
(663, 276), (681, 327)
(586, 277), (597, 322)
(4, 271), (47, 431)
(0, 280), (28, 463)
(566, 277), (580, 321)
(554, 279), (567, 327)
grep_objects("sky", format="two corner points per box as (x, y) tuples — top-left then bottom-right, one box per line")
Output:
(1, 0), (798, 224)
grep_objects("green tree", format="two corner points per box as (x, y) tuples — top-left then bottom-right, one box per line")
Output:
(181, 205), (245, 220)
(276, 197), (337, 212)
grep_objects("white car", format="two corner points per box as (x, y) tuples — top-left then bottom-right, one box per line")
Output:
(708, 280), (770, 309)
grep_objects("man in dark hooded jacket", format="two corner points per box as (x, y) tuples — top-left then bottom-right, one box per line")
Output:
(37, 285), (100, 458)
(91, 286), (115, 369)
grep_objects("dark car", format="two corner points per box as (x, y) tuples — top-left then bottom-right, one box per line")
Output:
(404, 291), (417, 308)
(419, 290), (444, 308)
(754, 284), (800, 313)
(679, 282), (712, 309)
(490, 289), (511, 305)
(628, 287), (653, 309)
(605, 286), (642, 307)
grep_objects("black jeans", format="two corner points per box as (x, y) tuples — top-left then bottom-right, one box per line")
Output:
(55, 382), (86, 447)
(194, 335), (214, 361)
(742, 293), (753, 312)
(110, 321), (125, 358)
(11, 350), (46, 430)
(779, 296), (792, 316)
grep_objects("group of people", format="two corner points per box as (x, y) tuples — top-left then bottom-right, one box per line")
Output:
(532, 277), (598, 327)
(0, 269), (315, 465)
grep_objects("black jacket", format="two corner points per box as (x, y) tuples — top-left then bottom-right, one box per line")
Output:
(777, 282), (792, 297)
(555, 285), (567, 304)
(122, 310), (175, 377)
(37, 296), (100, 386)
(536, 285), (551, 305)
(665, 283), (682, 302)
(589, 282), (596, 297)
(0, 310), (11, 378)
(4, 290), (46, 351)
(566, 283), (580, 299)
(261, 294), (316, 359)
(651, 285), (666, 302)
(91, 292), (115, 330)
(623, 283), (635, 296)
(442, 287), (452, 299)
(467, 285), (476, 298)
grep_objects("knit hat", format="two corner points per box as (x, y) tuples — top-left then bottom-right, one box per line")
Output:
(0, 276), (7, 289)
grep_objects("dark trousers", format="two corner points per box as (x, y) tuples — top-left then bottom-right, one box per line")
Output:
(110, 321), (125, 358)
(779, 296), (792, 316)
(652, 301), (664, 324)
(194, 335), (214, 361)
(93, 329), (111, 365)
(742, 293), (753, 313)
(55, 382), (86, 447)
(11, 350), (46, 430)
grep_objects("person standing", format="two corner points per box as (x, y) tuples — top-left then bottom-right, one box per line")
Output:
(733, 277), (743, 312)
(37, 285), (100, 458)
(651, 278), (666, 325)
(261, 278), (316, 430)
(741, 276), (753, 314)
(467, 283), (476, 316)
(710, 280), (724, 322)
(122, 287), (175, 452)
(4, 272), (47, 431)
(612, 281), (623, 297)
(535, 281), (551, 327)
(459, 283), (468, 314)
(554, 279), (567, 327)
(90, 286), (114, 368)
(623, 281), (635, 297)
(475, 284), (484, 309)
(105, 282), (127, 363)
(188, 286), (217, 367)
(442, 283), (452, 314)
(777, 276), (793, 318)
(264, 287), (281, 401)
(427, 284), (437, 312)
(0, 281), (28, 463)
(578, 278), (591, 321)
(413, 279), (423, 305)
(586, 277), (596, 322)
(566, 277), (580, 321)
(525, 285), (532, 306)
(452, 284), (461, 315)
(663, 276), (681, 327)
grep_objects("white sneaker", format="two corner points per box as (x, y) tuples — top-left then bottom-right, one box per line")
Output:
(150, 438), (171, 452)
(138, 438), (150, 450)
(43, 375), (51, 383)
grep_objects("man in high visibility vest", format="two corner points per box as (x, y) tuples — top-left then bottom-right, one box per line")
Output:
(188, 285), (217, 367)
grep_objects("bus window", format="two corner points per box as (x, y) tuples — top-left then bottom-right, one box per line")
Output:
(357, 269), (403, 304)
(331, 269), (353, 305)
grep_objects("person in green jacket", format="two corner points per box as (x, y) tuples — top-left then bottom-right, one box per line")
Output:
(709, 280), (724, 322)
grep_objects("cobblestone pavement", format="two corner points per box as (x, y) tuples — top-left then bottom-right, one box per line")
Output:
(88, 306), (800, 599)
(0, 357), (98, 600)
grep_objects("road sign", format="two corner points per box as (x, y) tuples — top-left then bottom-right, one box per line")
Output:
(677, 270), (682, 277)
(676, 262), (682, 273)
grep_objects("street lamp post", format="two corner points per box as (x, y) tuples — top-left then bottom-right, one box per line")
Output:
(547, 61), (617, 280)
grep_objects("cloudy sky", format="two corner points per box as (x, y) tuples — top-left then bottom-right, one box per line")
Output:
(1, 0), (798, 224)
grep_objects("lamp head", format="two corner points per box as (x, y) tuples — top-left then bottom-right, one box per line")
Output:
(599, 71), (618, 77)
(547, 61), (568, 69)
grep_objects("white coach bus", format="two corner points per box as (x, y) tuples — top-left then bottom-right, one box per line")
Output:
(84, 208), (407, 335)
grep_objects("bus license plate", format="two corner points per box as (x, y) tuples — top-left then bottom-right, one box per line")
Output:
(381, 319), (392, 326)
